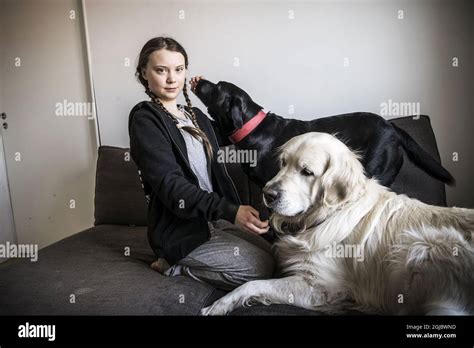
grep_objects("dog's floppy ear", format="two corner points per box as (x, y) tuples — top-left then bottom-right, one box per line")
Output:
(318, 157), (346, 207)
(318, 154), (365, 208)
(230, 95), (244, 130)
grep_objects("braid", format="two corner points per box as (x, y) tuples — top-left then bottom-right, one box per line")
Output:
(146, 82), (214, 160)
(145, 85), (156, 100)
(182, 80), (214, 159)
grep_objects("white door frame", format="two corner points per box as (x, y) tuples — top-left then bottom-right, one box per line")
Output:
(81, 0), (102, 148)
(0, 120), (18, 261)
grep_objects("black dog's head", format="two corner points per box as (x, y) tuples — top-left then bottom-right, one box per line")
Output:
(194, 79), (263, 136)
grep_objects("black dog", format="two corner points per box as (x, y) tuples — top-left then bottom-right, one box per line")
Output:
(195, 79), (454, 190)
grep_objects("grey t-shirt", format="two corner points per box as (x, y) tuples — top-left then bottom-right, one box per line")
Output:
(175, 108), (213, 193)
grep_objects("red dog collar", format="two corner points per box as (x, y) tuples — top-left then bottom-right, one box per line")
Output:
(229, 110), (267, 144)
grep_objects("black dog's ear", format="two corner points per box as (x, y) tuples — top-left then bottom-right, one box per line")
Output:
(230, 95), (244, 130)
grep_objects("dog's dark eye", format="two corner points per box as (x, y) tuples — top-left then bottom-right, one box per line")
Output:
(301, 168), (314, 176)
(281, 158), (286, 167)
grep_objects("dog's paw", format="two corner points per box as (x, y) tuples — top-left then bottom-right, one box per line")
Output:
(200, 301), (232, 316)
(199, 306), (214, 316)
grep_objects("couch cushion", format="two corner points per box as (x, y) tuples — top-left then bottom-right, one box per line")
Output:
(0, 224), (322, 316)
(94, 146), (148, 226)
(0, 225), (216, 315)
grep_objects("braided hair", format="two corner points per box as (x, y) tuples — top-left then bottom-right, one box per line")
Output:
(136, 37), (214, 160)
(144, 82), (214, 160)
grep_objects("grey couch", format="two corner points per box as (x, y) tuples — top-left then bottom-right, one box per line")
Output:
(0, 115), (448, 315)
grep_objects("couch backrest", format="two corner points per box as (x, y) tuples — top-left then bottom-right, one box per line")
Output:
(94, 115), (447, 226)
(94, 146), (148, 226)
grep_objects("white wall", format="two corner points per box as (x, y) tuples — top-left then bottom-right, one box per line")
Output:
(86, 0), (473, 207)
(1, 0), (97, 249)
(0, 1), (18, 251)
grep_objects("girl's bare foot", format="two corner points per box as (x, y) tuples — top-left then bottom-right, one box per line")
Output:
(151, 258), (171, 274)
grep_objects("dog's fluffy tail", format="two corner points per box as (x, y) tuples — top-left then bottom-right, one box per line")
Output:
(401, 225), (474, 315)
(393, 123), (455, 185)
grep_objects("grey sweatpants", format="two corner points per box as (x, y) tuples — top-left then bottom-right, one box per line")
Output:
(164, 219), (275, 290)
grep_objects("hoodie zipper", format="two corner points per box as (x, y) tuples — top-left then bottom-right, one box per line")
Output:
(207, 122), (242, 205)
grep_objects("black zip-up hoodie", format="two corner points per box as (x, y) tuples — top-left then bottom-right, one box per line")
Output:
(128, 101), (241, 266)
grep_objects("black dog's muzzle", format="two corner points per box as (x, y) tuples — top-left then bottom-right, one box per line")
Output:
(194, 79), (217, 106)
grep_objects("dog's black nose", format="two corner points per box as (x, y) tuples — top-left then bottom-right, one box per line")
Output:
(263, 185), (279, 204)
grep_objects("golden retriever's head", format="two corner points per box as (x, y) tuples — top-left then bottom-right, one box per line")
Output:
(263, 132), (367, 234)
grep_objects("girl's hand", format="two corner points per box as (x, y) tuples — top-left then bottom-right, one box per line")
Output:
(234, 205), (270, 235)
(190, 75), (204, 93)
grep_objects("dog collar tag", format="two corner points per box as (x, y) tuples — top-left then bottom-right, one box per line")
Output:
(229, 110), (267, 143)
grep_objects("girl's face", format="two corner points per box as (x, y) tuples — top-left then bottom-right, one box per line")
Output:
(142, 49), (186, 101)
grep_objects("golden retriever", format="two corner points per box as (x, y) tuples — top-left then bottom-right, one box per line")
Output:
(200, 132), (474, 315)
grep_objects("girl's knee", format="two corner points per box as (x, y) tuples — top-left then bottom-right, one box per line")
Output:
(240, 250), (275, 283)
(255, 251), (275, 279)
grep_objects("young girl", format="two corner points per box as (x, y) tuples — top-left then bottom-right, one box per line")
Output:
(128, 37), (274, 291)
